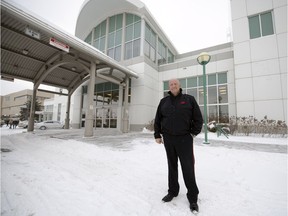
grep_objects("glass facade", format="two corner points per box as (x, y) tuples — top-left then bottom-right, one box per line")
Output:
(82, 81), (132, 128)
(84, 13), (174, 65)
(144, 23), (156, 62)
(163, 72), (229, 123)
(248, 11), (274, 39)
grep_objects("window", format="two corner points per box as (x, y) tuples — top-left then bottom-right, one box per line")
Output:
(248, 11), (274, 39)
(157, 38), (167, 65)
(93, 20), (107, 52)
(107, 14), (123, 61)
(124, 13), (141, 60)
(163, 72), (229, 123)
(168, 49), (174, 63)
(144, 23), (156, 62)
(85, 32), (92, 44)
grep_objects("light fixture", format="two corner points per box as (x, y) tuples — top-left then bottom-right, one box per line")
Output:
(197, 52), (211, 65)
(71, 67), (76, 71)
(22, 49), (29, 55)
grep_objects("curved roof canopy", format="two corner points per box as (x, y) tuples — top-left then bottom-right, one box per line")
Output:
(1, 0), (138, 94)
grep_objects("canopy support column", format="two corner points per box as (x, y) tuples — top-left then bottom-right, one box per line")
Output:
(64, 93), (71, 129)
(122, 77), (129, 133)
(27, 86), (37, 132)
(84, 62), (96, 137)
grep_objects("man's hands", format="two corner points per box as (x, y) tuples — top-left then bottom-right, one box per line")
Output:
(155, 138), (163, 144)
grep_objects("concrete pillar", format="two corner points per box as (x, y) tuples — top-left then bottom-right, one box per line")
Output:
(27, 87), (37, 132)
(84, 62), (96, 137)
(122, 77), (129, 133)
(64, 93), (71, 129)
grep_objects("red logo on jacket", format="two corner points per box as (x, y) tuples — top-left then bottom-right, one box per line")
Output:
(180, 101), (187, 104)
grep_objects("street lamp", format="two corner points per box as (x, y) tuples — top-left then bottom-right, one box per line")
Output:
(197, 52), (211, 144)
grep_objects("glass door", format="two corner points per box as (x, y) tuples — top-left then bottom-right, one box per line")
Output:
(95, 107), (117, 129)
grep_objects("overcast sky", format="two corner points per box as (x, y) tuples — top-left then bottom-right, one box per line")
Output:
(1, 0), (231, 95)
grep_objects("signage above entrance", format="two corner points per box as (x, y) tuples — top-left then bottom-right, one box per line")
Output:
(49, 37), (70, 52)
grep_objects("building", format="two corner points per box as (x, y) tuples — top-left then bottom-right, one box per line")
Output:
(44, 0), (286, 131)
(1, 89), (54, 120)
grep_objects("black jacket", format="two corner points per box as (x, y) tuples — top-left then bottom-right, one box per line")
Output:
(154, 89), (203, 138)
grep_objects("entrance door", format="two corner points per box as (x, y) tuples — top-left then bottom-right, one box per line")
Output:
(95, 107), (117, 129)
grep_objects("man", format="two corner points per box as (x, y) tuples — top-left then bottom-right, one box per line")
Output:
(154, 79), (203, 213)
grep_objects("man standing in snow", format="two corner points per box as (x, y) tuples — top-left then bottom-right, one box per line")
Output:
(154, 78), (203, 213)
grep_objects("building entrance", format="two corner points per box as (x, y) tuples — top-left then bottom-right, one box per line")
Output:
(95, 107), (117, 128)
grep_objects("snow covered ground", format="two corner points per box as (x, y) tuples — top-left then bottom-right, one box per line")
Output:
(1, 127), (287, 216)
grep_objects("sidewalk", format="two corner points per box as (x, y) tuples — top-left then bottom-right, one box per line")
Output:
(16, 127), (287, 154)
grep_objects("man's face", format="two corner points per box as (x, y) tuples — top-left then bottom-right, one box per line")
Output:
(169, 79), (180, 96)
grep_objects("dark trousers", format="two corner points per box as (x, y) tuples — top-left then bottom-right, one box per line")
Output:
(163, 133), (199, 203)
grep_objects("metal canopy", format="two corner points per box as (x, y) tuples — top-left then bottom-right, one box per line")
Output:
(1, 1), (138, 94)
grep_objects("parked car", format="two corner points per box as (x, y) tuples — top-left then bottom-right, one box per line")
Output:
(18, 120), (37, 128)
(36, 121), (64, 130)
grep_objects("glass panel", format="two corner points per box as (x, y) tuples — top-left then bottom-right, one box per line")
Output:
(144, 40), (150, 56)
(126, 13), (134, 26)
(100, 20), (106, 37)
(112, 83), (119, 90)
(208, 74), (216, 85)
(134, 21), (141, 39)
(187, 88), (198, 101)
(151, 31), (156, 47)
(187, 77), (197, 87)
(107, 48), (114, 58)
(179, 79), (186, 88)
(218, 85), (228, 103)
(85, 32), (92, 44)
(134, 15), (141, 22)
(104, 82), (112, 91)
(218, 73), (227, 84)
(115, 29), (122, 46)
(208, 105), (218, 122)
(93, 39), (99, 49)
(208, 86), (217, 104)
(97, 83), (104, 92)
(125, 25), (133, 42)
(100, 37), (105, 52)
(150, 47), (156, 62)
(164, 91), (169, 97)
(133, 39), (140, 57)
(125, 42), (133, 59)
(198, 76), (203, 86)
(261, 12), (274, 36)
(103, 91), (112, 105)
(163, 81), (169, 91)
(115, 46), (121, 61)
(96, 109), (102, 128)
(103, 108), (110, 128)
(96, 92), (104, 105)
(116, 14), (123, 30)
(108, 32), (115, 48)
(94, 26), (101, 39)
(219, 105), (229, 123)
(109, 16), (116, 33)
(112, 90), (119, 105)
(249, 15), (261, 39)
(199, 87), (204, 105)
(145, 24), (150, 40)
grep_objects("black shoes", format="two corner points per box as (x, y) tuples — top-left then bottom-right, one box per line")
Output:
(190, 202), (199, 213)
(162, 193), (176, 202)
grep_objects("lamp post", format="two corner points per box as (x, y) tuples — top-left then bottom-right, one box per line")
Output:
(197, 52), (211, 144)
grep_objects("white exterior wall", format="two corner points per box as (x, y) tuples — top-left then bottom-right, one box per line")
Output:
(231, 0), (287, 121)
(128, 61), (160, 130)
(44, 95), (67, 123)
